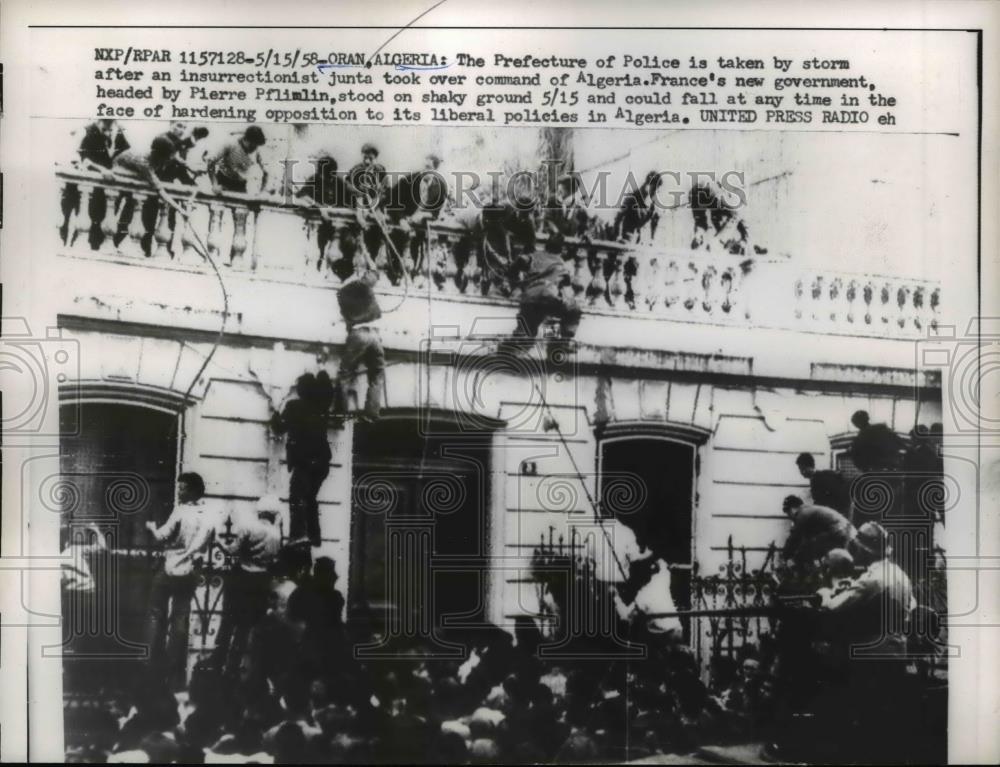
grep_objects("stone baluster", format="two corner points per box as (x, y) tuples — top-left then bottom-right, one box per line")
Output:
(373, 238), (392, 287)
(607, 253), (626, 309)
(72, 183), (95, 250)
(879, 282), (892, 327)
(720, 268), (735, 314)
(793, 277), (805, 320)
(845, 279), (859, 325)
(929, 287), (940, 330)
(121, 190), (148, 259)
(177, 199), (200, 266)
(440, 236), (460, 293)
(682, 262), (699, 311)
(206, 204), (224, 264)
(152, 200), (174, 260)
(250, 209), (266, 272)
(230, 206), (249, 268)
(587, 251), (608, 306)
(896, 285), (911, 330)
(410, 235), (430, 291)
(303, 216), (320, 272)
(810, 275), (824, 322)
(828, 277), (843, 324)
(625, 253), (642, 311)
(863, 281), (874, 326)
(700, 264), (718, 313)
(912, 286), (926, 331)
(642, 255), (662, 313)
(664, 259), (681, 309)
(461, 237), (479, 294)
(98, 188), (122, 254)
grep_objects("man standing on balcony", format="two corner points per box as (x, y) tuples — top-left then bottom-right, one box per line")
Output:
(207, 125), (268, 194)
(62, 119), (131, 248)
(384, 153), (450, 278)
(543, 172), (589, 239)
(346, 142), (388, 261)
(144, 472), (222, 690)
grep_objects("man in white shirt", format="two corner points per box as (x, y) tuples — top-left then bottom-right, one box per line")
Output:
(213, 494), (283, 676)
(144, 472), (222, 689)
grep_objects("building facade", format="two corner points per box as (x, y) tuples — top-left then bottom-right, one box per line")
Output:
(52, 155), (943, 675)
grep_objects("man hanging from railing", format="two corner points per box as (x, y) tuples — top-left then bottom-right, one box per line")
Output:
(144, 471), (223, 690)
(269, 373), (335, 548)
(383, 153), (450, 282)
(107, 135), (180, 254)
(330, 249), (385, 427)
(295, 151), (358, 280)
(496, 229), (582, 356)
(156, 122), (211, 187)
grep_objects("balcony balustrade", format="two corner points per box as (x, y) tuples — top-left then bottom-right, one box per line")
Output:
(56, 166), (940, 338)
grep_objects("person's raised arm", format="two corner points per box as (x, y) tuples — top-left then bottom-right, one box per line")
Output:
(145, 507), (180, 543)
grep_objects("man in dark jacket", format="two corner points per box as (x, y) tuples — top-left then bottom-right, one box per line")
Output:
(62, 119), (131, 248)
(270, 372), (334, 547)
(795, 452), (851, 517)
(296, 152), (358, 279)
(850, 410), (904, 473)
(781, 495), (857, 568)
(498, 231), (582, 355)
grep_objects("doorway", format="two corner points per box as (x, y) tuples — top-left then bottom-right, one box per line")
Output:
(600, 435), (696, 614)
(351, 415), (493, 637)
(59, 401), (179, 689)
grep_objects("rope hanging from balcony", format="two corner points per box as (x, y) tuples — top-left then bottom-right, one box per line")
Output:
(156, 186), (231, 403)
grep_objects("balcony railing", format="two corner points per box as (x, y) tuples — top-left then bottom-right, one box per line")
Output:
(56, 166), (941, 338)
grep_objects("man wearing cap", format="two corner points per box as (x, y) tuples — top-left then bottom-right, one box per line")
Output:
(213, 494), (283, 676)
(826, 522), (915, 642)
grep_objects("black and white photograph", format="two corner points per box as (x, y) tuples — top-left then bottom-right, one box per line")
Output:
(1, 2), (997, 764)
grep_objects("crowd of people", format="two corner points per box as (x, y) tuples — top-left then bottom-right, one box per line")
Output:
(60, 119), (762, 266)
(65, 474), (772, 764)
